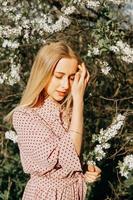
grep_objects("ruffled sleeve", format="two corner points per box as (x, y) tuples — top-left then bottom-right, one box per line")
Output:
(12, 107), (82, 177)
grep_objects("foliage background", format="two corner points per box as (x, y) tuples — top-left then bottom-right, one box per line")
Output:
(0, 0), (133, 199)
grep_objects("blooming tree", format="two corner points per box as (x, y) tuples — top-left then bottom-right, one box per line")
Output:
(1, 0), (133, 199)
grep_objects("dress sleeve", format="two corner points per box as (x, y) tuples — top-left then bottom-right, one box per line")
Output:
(13, 109), (60, 175)
(12, 108), (82, 176)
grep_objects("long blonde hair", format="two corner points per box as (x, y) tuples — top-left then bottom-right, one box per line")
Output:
(4, 41), (82, 124)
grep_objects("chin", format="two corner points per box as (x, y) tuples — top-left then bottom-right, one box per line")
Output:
(56, 97), (65, 102)
(56, 94), (68, 102)
(51, 95), (64, 102)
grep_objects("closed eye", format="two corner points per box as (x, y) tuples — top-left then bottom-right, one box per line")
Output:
(54, 72), (75, 81)
(54, 75), (63, 79)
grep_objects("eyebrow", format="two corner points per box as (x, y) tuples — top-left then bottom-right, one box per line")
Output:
(54, 72), (76, 76)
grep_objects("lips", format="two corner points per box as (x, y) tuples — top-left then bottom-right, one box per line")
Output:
(56, 90), (66, 96)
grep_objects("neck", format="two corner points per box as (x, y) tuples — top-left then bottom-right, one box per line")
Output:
(46, 96), (61, 107)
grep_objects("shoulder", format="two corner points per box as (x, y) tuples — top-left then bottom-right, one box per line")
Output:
(12, 106), (35, 124)
(12, 106), (40, 133)
(13, 106), (31, 116)
(12, 105), (46, 124)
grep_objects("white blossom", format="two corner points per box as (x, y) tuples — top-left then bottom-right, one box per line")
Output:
(8, 64), (20, 85)
(116, 114), (125, 121)
(2, 39), (19, 49)
(0, 77), (4, 84)
(110, 40), (133, 63)
(0, 73), (8, 84)
(22, 19), (30, 29)
(2, 1), (8, 6)
(1, 2), (72, 43)
(52, 16), (71, 32)
(42, 40), (46, 44)
(14, 13), (22, 21)
(86, 0), (100, 8)
(1, 26), (22, 38)
(121, 54), (133, 63)
(118, 154), (133, 178)
(31, 15), (71, 34)
(101, 66), (111, 75)
(23, 29), (30, 41)
(5, 130), (18, 143)
(92, 134), (98, 142)
(116, 40), (126, 49)
(91, 114), (126, 161)
(87, 160), (96, 166)
(94, 145), (106, 161)
(124, 155), (133, 170)
(87, 50), (92, 57)
(63, 6), (76, 15)
(73, 0), (82, 4)
(93, 47), (100, 55)
(99, 61), (111, 75)
(122, 0), (133, 25)
(109, 45), (120, 53)
(108, 0), (125, 5)
(1, 25), (22, 38)
(97, 114), (126, 143)
(11, 64), (20, 78)
(101, 142), (111, 149)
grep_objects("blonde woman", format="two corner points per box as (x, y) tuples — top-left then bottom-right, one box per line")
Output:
(5, 41), (101, 200)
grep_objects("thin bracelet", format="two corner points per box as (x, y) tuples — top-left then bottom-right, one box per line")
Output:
(69, 129), (82, 135)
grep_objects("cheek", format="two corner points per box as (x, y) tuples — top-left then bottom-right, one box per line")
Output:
(47, 77), (60, 90)
(52, 77), (61, 86)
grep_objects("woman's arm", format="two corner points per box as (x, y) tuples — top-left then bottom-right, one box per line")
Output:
(69, 101), (84, 156)
(12, 108), (82, 175)
(69, 63), (90, 156)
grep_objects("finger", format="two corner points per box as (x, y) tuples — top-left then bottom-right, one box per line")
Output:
(88, 164), (102, 175)
(85, 171), (100, 176)
(84, 172), (101, 179)
(85, 179), (95, 184)
(81, 65), (90, 85)
(84, 173), (101, 180)
(78, 63), (87, 83)
(85, 71), (90, 82)
(84, 174), (101, 182)
(84, 177), (98, 183)
(74, 71), (80, 82)
(85, 178), (101, 184)
(88, 164), (95, 172)
(94, 166), (102, 174)
(85, 72), (90, 86)
(77, 63), (83, 70)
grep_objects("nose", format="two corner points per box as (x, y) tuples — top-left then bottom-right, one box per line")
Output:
(61, 77), (69, 90)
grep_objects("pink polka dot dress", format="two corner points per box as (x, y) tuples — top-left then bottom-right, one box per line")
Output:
(12, 97), (87, 200)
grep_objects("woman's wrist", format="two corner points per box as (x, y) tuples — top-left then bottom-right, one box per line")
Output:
(73, 98), (84, 107)
(69, 129), (82, 135)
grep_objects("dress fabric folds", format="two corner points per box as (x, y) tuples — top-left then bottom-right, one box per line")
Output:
(12, 97), (87, 200)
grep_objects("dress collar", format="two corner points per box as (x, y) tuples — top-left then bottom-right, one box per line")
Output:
(44, 96), (61, 108)
(41, 96), (62, 119)
(32, 96), (71, 131)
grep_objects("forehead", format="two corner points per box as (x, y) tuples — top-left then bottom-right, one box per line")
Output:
(54, 58), (78, 74)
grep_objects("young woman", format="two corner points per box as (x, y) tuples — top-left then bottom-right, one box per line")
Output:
(5, 41), (101, 200)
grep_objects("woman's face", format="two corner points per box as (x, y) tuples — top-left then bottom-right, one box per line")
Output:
(45, 57), (78, 102)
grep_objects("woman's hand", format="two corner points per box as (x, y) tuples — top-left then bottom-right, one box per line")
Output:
(71, 62), (90, 103)
(83, 164), (102, 184)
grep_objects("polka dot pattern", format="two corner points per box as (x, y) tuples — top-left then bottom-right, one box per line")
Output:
(12, 97), (87, 200)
